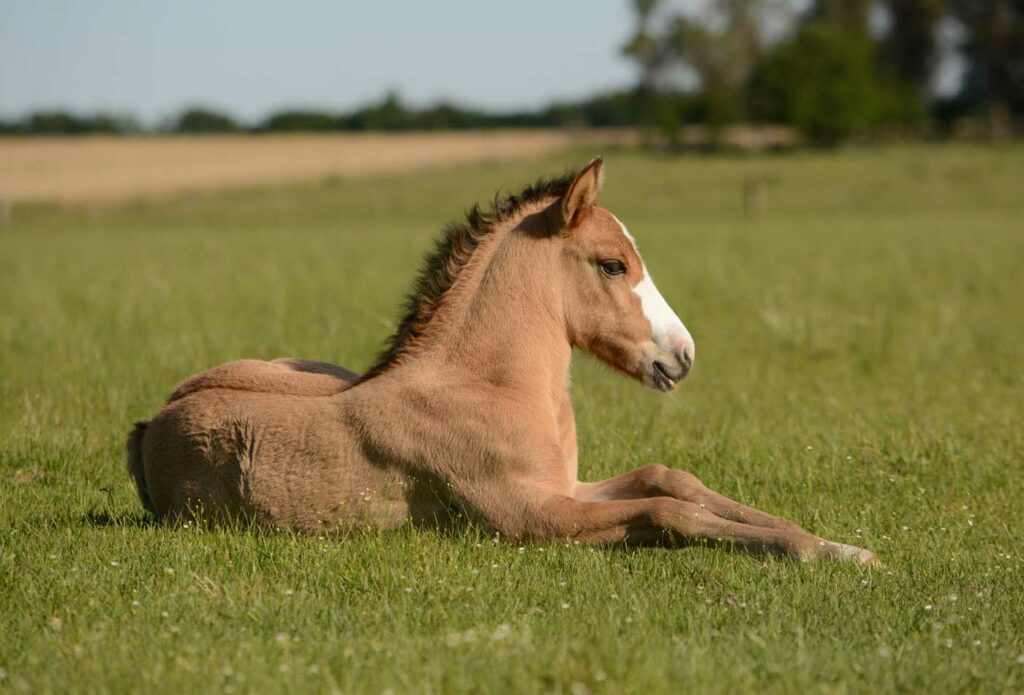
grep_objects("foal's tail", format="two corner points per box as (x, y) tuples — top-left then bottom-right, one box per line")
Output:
(126, 421), (154, 513)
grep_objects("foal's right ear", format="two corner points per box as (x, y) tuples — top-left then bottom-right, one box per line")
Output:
(561, 156), (604, 230)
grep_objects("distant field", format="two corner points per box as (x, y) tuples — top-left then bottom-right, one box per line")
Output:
(1, 145), (1023, 693)
(0, 130), (633, 205)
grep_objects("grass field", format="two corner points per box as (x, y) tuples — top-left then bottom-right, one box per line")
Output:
(2, 144), (1023, 693)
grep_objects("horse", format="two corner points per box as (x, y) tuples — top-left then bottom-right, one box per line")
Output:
(127, 157), (878, 566)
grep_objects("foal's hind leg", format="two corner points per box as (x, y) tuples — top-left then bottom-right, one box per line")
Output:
(575, 465), (877, 564)
(270, 358), (359, 381)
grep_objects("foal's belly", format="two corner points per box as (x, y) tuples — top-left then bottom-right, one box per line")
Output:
(143, 389), (415, 533)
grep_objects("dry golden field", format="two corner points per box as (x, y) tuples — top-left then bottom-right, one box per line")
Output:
(0, 129), (634, 205)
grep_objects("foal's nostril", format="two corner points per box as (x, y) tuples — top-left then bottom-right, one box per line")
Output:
(679, 348), (693, 371)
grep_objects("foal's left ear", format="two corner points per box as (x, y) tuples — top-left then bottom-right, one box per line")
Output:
(562, 156), (604, 230)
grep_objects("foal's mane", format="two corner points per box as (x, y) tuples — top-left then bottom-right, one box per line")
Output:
(361, 169), (578, 380)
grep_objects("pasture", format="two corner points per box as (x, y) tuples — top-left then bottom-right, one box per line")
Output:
(1, 144), (1023, 693)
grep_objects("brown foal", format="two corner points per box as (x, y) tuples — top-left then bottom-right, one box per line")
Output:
(128, 157), (878, 566)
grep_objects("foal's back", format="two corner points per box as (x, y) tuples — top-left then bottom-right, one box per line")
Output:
(169, 358), (358, 402)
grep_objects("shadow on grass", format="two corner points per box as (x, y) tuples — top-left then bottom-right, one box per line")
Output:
(75, 508), (755, 561)
(82, 509), (156, 528)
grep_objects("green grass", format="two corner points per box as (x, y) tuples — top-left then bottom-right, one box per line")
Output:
(2, 144), (1023, 693)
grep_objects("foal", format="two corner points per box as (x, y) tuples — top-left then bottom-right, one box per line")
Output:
(128, 157), (877, 566)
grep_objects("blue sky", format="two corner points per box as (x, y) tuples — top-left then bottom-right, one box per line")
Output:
(1, 1), (637, 123)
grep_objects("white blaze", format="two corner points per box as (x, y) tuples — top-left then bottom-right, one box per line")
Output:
(613, 216), (694, 358)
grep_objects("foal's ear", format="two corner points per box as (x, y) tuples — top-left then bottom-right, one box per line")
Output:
(561, 156), (604, 230)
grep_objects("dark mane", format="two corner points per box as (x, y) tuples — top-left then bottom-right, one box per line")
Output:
(360, 168), (578, 380)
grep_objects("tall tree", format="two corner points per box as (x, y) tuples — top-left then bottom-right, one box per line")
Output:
(749, 23), (889, 143)
(808, 0), (873, 32)
(622, 0), (664, 94)
(951, 0), (1024, 140)
(651, 0), (791, 141)
(668, 0), (764, 129)
(883, 0), (943, 95)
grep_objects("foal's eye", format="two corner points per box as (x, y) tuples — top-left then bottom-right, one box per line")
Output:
(599, 260), (627, 277)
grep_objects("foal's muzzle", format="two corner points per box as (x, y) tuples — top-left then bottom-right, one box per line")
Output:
(648, 343), (694, 392)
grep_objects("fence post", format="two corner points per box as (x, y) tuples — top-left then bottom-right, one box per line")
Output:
(743, 178), (767, 218)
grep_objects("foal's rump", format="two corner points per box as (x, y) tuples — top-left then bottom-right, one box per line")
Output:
(135, 387), (410, 531)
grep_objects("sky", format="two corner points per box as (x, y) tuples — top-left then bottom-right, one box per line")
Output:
(0, 0), (638, 124)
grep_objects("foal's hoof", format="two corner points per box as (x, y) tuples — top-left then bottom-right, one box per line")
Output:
(833, 542), (881, 568)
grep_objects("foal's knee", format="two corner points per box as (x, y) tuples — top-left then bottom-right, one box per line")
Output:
(635, 464), (670, 495)
(646, 496), (696, 533)
(637, 464), (703, 496)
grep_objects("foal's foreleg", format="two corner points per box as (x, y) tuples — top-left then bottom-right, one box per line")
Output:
(576, 464), (804, 531)
(574, 466), (878, 566)
(529, 496), (863, 563)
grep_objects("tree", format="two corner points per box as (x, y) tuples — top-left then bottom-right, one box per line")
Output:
(621, 0), (664, 94)
(13, 111), (137, 135)
(621, 0), (794, 146)
(344, 92), (415, 131)
(883, 0), (943, 97)
(808, 0), (873, 31)
(950, 0), (1024, 140)
(667, 0), (764, 134)
(173, 108), (239, 134)
(749, 25), (891, 143)
(260, 110), (342, 132)
(621, 0), (675, 142)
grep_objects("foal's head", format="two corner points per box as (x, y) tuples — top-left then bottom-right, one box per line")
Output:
(556, 157), (694, 391)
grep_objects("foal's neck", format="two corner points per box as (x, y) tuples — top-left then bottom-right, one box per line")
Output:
(417, 203), (571, 404)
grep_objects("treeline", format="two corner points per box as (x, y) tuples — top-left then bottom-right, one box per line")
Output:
(0, 91), (650, 137)
(623, 0), (1024, 144)
(3, 1), (1020, 145)
(0, 111), (143, 136)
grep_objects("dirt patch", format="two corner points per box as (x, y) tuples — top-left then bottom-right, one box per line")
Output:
(0, 130), (634, 205)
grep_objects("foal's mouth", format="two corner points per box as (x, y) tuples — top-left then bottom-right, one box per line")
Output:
(651, 360), (679, 392)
